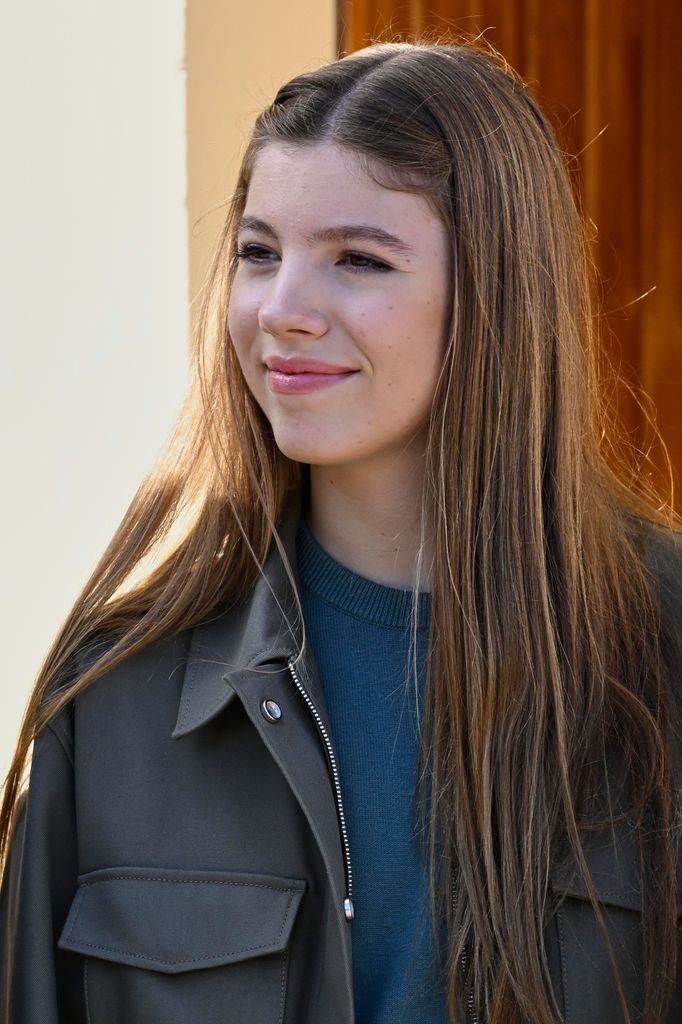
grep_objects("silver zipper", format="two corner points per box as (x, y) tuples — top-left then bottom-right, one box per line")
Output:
(287, 655), (478, 1017)
(452, 874), (478, 1023)
(286, 656), (355, 921)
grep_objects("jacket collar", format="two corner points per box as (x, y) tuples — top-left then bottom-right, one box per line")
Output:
(172, 487), (311, 739)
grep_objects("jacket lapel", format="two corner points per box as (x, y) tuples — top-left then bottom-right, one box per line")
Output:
(171, 488), (351, 923)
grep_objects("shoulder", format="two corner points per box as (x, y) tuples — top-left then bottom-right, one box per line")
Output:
(43, 624), (196, 760)
(634, 518), (682, 775)
(631, 517), (682, 638)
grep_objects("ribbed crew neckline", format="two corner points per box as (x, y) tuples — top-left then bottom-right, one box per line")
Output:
(296, 518), (432, 630)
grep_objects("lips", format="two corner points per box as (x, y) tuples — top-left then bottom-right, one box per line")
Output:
(264, 356), (358, 396)
(265, 355), (355, 375)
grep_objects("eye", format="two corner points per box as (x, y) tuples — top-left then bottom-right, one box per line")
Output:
(232, 243), (273, 265)
(232, 244), (392, 273)
(340, 252), (391, 273)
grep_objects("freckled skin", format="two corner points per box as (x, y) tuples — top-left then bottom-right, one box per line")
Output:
(227, 141), (453, 472)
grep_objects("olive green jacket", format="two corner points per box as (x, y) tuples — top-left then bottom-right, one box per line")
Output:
(2, 491), (682, 1023)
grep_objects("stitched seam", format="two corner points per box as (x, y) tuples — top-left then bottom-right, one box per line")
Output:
(278, 949), (288, 1024)
(554, 885), (640, 906)
(67, 886), (299, 967)
(175, 655), (200, 730)
(46, 722), (75, 768)
(276, 892), (295, 940)
(66, 889), (86, 942)
(78, 877), (301, 892)
(299, 581), (430, 631)
(65, 938), (286, 967)
(277, 893), (295, 1022)
(248, 646), (292, 666)
(84, 958), (92, 1024)
(557, 908), (570, 1024)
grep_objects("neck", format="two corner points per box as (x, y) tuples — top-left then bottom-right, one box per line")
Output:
(305, 449), (432, 591)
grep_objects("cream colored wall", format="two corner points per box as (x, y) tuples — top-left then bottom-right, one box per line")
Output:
(1, 2), (336, 782)
(0, 3), (189, 783)
(186, 2), (338, 332)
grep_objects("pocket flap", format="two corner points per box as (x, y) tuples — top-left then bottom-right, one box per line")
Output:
(549, 855), (642, 912)
(57, 866), (306, 974)
(549, 826), (682, 916)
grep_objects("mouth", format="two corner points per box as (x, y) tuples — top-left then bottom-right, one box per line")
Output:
(263, 353), (359, 394)
(265, 355), (356, 375)
(266, 367), (359, 395)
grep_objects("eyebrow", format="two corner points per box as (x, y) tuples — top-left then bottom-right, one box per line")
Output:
(237, 216), (416, 259)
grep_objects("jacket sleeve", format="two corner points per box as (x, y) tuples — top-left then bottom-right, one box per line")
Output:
(0, 712), (80, 1023)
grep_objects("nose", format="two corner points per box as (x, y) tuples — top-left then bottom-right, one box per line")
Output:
(257, 264), (329, 339)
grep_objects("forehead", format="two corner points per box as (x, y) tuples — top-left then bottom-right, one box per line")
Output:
(247, 141), (378, 195)
(242, 141), (445, 246)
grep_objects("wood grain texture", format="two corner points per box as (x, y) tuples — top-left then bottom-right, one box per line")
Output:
(338, 0), (682, 506)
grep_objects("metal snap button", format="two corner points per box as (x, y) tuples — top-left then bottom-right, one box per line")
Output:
(260, 698), (282, 723)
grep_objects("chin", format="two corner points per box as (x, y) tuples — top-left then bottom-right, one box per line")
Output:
(271, 431), (352, 467)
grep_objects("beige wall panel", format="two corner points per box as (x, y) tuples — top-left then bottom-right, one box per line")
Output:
(1, 2), (188, 780)
(186, 0), (338, 331)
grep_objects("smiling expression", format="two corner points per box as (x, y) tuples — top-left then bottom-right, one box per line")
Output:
(227, 141), (453, 470)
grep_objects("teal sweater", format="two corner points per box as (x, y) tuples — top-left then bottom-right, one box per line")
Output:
(296, 520), (449, 1024)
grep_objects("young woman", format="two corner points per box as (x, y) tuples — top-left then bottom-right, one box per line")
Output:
(1, 38), (681, 1024)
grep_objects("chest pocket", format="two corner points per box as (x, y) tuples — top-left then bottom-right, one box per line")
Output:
(548, 833), (682, 1024)
(57, 866), (306, 1024)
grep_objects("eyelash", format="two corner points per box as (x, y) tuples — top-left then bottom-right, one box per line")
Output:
(231, 244), (391, 273)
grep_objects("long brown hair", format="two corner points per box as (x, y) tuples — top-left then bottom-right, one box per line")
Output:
(2, 36), (681, 1023)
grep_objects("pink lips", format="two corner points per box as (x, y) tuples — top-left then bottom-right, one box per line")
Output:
(265, 355), (358, 395)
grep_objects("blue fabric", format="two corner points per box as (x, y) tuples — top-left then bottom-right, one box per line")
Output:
(296, 520), (449, 1024)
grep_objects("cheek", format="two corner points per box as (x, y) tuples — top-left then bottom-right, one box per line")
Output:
(377, 303), (446, 386)
(227, 296), (258, 371)
(227, 296), (248, 347)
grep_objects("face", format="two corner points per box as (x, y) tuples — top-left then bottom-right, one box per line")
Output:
(227, 141), (452, 471)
